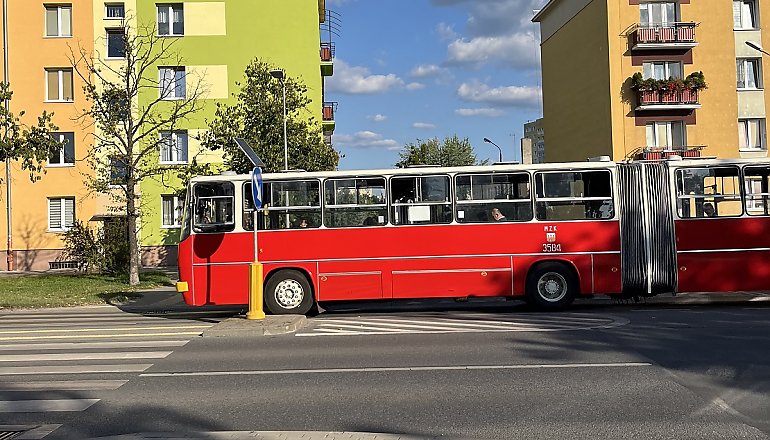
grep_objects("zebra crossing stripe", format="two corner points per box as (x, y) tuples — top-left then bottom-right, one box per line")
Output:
(0, 399), (100, 412)
(0, 380), (128, 391)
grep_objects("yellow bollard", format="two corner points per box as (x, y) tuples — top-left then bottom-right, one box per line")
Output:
(246, 262), (266, 320)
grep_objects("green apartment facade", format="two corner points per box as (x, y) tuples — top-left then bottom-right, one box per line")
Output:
(129, 0), (335, 265)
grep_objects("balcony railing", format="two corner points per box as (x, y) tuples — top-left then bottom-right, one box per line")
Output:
(320, 42), (335, 76)
(636, 146), (703, 160)
(636, 89), (700, 110)
(631, 22), (698, 50)
(322, 101), (337, 121)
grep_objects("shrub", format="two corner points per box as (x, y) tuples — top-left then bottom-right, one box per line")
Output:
(63, 219), (129, 275)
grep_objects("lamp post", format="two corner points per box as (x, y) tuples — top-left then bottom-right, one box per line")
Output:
(746, 41), (770, 56)
(483, 137), (503, 163)
(269, 69), (288, 171)
(2, 0), (12, 271)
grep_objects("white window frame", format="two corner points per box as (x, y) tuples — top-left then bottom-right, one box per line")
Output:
(646, 121), (686, 149)
(106, 28), (126, 59)
(738, 118), (766, 150)
(737, 58), (762, 89)
(48, 132), (75, 167)
(159, 130), (188, 164)
(157, 4), (184, 36)
(640, 2), (677, 26)
(48, 197), (75, 232)
(161, 194), (183, 228)
(734, 0), (758, 30)
(643, 61), (682, 80)
(158, 67), (186, 100)
(45, 4), (72, 38)
(45, 68), (74, 102)
(105, 3), (125, 19)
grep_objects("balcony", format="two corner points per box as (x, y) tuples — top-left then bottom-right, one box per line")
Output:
(320, 42), (335, 76)
(636, 89), (701, 110)
(322, 101), (337, 134)
(635, 146), (703, 160)
(630, 22), (698, 50)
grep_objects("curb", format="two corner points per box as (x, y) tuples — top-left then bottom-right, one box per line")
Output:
(201, 315), (308, 337)
(91, 431), (457, 440)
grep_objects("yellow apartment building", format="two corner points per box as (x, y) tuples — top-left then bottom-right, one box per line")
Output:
(533, 0), (770, 162)
(0, 1), (95, 270)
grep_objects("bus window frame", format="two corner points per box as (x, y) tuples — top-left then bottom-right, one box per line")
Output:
(675, 166), (744, 219)
(533, 169), (615, 221)
(454, 171), (533, 223)
(323, 175), (389, 228)
(192, 181), (236, 234)
(242, 178), (323, 231)
(743, 164), (770, 216)
(390, 173), (453, 226)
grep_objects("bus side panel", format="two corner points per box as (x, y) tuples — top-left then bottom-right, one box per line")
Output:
(512, 255), (593, 296)
(676, 218), (770, 293)
(192, 233), (253, 305)
(390, 256), (513, 299)
(316, 261), (384, 301)
(592, 253), (622, 295)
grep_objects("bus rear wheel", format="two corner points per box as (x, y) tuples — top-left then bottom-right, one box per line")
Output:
(526, 262), (578, 309)
(265, 269), (314, 315)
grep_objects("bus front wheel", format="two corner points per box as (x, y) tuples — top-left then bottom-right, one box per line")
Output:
(526, 262), (578, 309)
(265, 269), (314, 315)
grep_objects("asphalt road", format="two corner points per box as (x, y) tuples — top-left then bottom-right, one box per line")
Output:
(1, 301), (770, 440)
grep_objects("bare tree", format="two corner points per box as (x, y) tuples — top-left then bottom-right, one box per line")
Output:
(70, 22), (204, 286)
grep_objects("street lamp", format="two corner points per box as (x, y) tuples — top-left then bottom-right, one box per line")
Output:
(269, 68), (288, 171)
(2, 0), (12, 271)
(746, 41), (770, 56)
(483, 137), (503, 163)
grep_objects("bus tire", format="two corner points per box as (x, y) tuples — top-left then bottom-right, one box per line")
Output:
(264, 269), (314, 315)
(525, 262), (578, 310)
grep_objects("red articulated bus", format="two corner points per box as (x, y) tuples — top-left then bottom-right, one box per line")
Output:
(175, 158), (770, 315)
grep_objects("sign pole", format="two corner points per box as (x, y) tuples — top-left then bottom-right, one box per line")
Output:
(246, 167), (265, 320)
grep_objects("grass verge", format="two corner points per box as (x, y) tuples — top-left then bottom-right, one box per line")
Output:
(0, 270), (173, 309)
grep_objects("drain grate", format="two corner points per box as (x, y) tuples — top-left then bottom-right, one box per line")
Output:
(0, 431), (23, 440)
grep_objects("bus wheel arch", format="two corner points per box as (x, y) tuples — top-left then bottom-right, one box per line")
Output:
(525, 260), (580, 309)
(263, 267), (316, 315)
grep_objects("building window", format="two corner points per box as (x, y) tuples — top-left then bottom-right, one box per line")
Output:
(643, 61), (682, 80)
(640, 2), (677, 26)
(161, 195), (183, 227)
(106, 28), (126, 58)
(646, 121), (685, 149)
(159, 67), (185, 99)
(157, 4), (184, 36)
(45, 4), (72, 37)
(160, 130), (188, 164)
(733, 0), (758, 30)
(48, 197), (75, 231)
(739, 118), (766, 150)
(49, 132), (75, 166)
(109, 156), (128, 186)
(45, 68), (74, 102)
(737, 58), (762, 89)
(105, 3), (125, 19)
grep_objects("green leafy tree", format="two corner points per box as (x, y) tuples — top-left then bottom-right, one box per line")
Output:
(0, 83), (63, 182)
(395, 135), (487, 168)
(70, 23), (204, 286)
(201, 59), (339, 174)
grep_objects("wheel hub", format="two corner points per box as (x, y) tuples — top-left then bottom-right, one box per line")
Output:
(275, 279), (304, 309)
(537, 272), (567, 302)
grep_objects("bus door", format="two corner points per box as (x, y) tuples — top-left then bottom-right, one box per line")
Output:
(190, 181), (251, 305)
(617, 162), (677, 297)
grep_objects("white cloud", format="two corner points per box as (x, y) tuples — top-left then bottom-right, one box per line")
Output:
(406, 82), (426, 91)
(335, 131), (401, 150)
(446, 32), (540, 69)
(412, 122), (436, 129)
(326, 59), (405, 95)
(409, 64), (447, 78)
(457, 81), (541, 108)
(455, 108), (505, 117)
(436, 22), (459, 41)
(367, 114), (388, 122)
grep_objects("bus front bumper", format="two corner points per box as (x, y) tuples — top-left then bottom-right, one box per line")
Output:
(176, 281), (189, 293)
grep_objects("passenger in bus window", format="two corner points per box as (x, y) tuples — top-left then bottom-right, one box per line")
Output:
(363, 216), (378, 226)
(298, 218), (309, 228)
(703, 202), (716, 217)
(491, 208), (506, 221)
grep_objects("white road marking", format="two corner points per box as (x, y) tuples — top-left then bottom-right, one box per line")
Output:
(0, 399), (100, 412)
(0, 340), (188, 351)
(0, 331), (204, 341)
(0, 364), (153, 375)
(0, 380), (128, 391)
(0, 351), (173, 362)
(0, 325), (210, 334)
(141, 362), (653, 377)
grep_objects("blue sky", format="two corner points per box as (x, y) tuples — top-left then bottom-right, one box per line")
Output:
(324, 0), (547, 170)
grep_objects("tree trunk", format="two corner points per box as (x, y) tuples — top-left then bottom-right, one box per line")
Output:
(126, 182), (140, 286)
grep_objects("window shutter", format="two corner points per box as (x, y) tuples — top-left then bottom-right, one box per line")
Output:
(162, 196), (173, 225)
(733, 1), (743, 28)
(60, 6), (72, 37)
(64, 198), (75, 228)
(49, 198), (62, 229)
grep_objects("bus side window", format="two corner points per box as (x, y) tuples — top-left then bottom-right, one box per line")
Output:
(193, 182), (236, 233)
(745, 165), (770, 216)
(676, 167), (742, 219)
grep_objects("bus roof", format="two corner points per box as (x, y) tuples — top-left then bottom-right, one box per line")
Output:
(189, 157), (770, 184)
